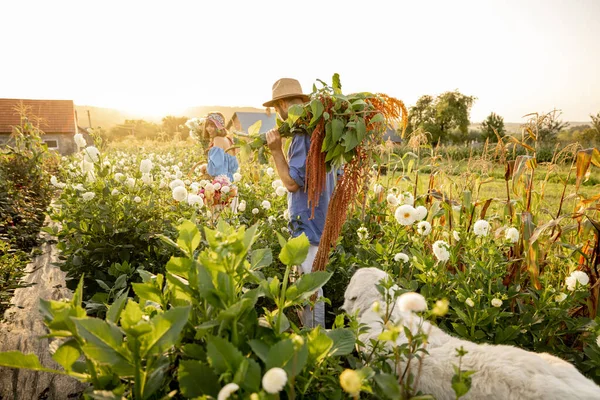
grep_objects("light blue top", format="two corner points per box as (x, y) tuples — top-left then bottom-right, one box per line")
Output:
(207, 147), (239, 181)
(287, 133), (336, 246)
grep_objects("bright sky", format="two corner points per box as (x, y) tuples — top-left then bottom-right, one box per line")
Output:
(1, 0), (599, 122)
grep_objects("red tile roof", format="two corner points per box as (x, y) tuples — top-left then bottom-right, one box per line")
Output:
(0, 99), (76, 134)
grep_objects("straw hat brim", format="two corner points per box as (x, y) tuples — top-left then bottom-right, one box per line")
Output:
(263, 93), (310, 108)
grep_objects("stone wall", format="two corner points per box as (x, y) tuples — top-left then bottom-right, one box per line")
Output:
(0, 218), (87, 399)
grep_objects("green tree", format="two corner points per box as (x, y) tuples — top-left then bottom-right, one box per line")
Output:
(480, 112), (506, 142)
(590, 112), (600, 135)
(162, 116), (189, 139)
(408, 91), (475, 144)
(108, 119), (161, 141)
(537, 110), (568, 143)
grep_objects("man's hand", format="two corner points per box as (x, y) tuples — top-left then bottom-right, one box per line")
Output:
(266, 128), (283, 153)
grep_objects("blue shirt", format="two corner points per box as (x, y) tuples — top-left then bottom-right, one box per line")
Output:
(207, 147), (239, 181)
(287, 133), (336, 246)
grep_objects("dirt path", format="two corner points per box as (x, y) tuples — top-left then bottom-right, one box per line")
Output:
(0, 217), (86, 400)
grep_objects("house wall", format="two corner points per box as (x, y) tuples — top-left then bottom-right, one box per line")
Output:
(0, 132), (77, 155)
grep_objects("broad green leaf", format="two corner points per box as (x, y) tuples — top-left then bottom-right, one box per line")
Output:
(51, 339), (81, 372)
(206, 336), (244, 374)
(265, 339), (295, 370)
(73, 318), (124, 350)
(374, 373), (402, 399)
(106, 290), (128, 324)
(287, 104), (305, 127)
(178, 360), (220, 398)
(356, 118), (366, 144)
(132, 282), (163, 306)
(242, 223), (260, 250)
(85, 391), (125, 400)
(73, 318), (132, 372)
(143, 355), (170, 399)
(309, 99), (324, 126)
(343, 129), (359, 152)
(0, 351), (65, 375)
(181, 343), (206, 360)
(452, 374), (472, 398)
(248, 120), (262, 136)
(331, 118), (344, 143)
(120, 301), (143, 331)
(248, 339), (270, 363)
(251, 248), (272, 270)
(285, 272), (332, 305)
(327, 329), (356, 356)
(307, 328), (333, 363)
(279, 234), (309, 266)
(265, 339), (308, 379)
(166, 257), (193, 279)
(80, 343), (133, 376)
(234, 358), (261, 392)
(177, 220), (201, 256)
(370, 113), (385, 125)
(139, 306), (190, 357)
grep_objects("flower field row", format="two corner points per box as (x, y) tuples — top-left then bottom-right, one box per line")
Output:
(1, 130), (600, 398)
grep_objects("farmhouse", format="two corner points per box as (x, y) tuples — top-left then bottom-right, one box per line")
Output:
(0, 98), (79, 155)
(226, 111), (277, 135)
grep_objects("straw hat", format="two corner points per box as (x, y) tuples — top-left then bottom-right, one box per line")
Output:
(263, 78), (310, 107)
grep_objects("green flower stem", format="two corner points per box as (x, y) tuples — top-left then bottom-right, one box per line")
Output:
(276, 264), (292, 334)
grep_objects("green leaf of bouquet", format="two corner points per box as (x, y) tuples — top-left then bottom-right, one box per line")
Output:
(248, 119), (262, 136)
(370, 113), (385, 125)
(139, 306), (190, 357)
(309, 99), (324, 126)
(178, 360), (220, 398)
(332, 73), (342, 94)
(287, 104), (304, 127)
(344, 129), (360, 152)
(331, 118), (344, 143)
(279, 234), (309, 266)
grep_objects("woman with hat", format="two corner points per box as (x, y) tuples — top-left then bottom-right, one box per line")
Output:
(191, 111), (239, 181)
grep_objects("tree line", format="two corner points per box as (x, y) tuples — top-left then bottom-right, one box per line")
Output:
(93, 96), (600, 147)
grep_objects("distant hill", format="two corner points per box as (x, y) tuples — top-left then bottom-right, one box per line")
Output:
(74, 105), (157, 129)
(181, 106), (267, 122)
(471, 121), (592, 134)
(75, 105), (267, 129)
(77, 104), (591, 134)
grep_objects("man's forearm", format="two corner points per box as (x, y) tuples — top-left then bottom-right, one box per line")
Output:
(271, 150), (300, 192)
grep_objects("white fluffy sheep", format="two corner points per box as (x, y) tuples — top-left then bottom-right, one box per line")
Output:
(342, 267), (600, 400)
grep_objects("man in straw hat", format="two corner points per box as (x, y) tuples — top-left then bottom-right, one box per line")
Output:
(265, 78), (337, 328)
